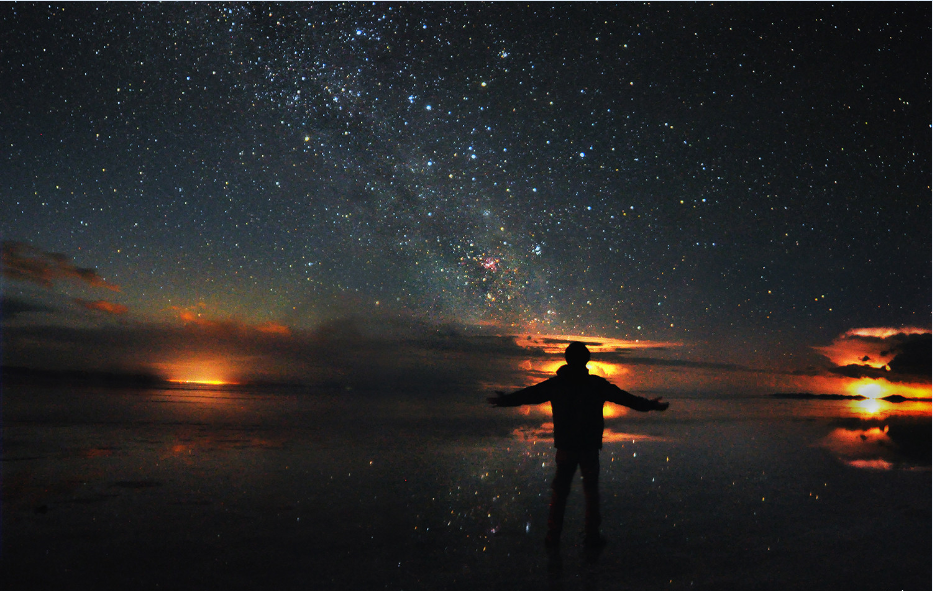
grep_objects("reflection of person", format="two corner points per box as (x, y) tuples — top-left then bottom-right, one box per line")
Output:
(488, 341), (669, 548)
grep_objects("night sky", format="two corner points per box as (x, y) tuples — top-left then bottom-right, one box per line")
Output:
(2, 3), (930, 393)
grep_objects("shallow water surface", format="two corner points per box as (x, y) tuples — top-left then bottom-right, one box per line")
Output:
(2, 385), (930, 590)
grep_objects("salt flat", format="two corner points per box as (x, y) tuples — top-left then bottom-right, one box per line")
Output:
(2, 384), (929, 590)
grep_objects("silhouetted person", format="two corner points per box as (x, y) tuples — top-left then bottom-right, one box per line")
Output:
(488, 341), (669, 548)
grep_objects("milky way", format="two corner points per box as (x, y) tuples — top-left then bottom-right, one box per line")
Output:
(2, 3), (929, 367)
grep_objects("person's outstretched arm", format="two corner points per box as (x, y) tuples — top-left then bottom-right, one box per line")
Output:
(487, 378), (554, 407)
(603, 381), (669, 412)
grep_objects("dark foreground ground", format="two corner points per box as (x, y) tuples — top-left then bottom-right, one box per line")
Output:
(2, 385), (930, 590)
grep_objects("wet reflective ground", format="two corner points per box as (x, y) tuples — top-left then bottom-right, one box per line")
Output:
(2, 385), (930, 590)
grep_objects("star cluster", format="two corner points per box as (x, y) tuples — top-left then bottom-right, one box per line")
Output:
(2, 3), (929, 366)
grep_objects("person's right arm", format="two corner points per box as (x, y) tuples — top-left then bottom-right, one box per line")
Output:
(487, 378), (555, 407)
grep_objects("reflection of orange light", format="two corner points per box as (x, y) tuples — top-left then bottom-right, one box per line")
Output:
(822, 426), (896, 469)
(512, 422), (663, 443)
(848, 459), (894, 470)
(603, 403), (628, 418)
(826, 426), (889, 446)
(851, 397), (883, 415)
(514, 401), (625, 419)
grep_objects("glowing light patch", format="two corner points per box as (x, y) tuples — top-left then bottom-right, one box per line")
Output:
(587, 360), (620, 378)
(847, 459), (894, 470)
(511, 422), (664, 443)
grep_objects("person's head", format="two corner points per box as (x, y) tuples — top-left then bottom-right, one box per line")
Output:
(564, 342), (590, 368)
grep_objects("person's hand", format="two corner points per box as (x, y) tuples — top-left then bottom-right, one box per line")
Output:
(487, 391), (507, 406)
(651, 397), (669, 411)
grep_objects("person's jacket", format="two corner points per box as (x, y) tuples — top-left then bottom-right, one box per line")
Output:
(496, 364), (656, 451)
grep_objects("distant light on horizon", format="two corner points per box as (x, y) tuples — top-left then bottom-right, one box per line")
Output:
(855, 382), (884, 399)
(168, 378), (235, 386)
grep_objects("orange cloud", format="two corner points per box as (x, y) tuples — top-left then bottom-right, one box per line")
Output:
(174, 307), (217, 328)
(256, 322), (291, 336)
(814, 327), (931, 371)
(74, 299), (129, 315)
(514, 333), (681, 355)
(171, 306), (291, 337)
(844, 327), (930, 339)
(1, 241), (120, 292)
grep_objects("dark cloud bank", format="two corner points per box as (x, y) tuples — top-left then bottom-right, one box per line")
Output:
(1, 316), (540, 394)
(1, 312), (778, 397)
(830, 333), (931, 384)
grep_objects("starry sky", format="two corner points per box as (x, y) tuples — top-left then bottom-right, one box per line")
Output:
(1, 3), (930, 394)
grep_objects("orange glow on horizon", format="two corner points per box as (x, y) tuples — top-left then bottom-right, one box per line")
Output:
(844, 378), (931, 400)
(795, 374), (930, 398)
(168, 378), (236, 386)
(835, 378), (930, 416)
(848, 380), (886, 399)
(157, 358), (239, 387)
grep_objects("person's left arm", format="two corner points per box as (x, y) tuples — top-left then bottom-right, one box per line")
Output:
(602, 380), (669, 412)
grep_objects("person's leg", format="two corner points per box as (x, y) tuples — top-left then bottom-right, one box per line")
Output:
(546, 449), (578, 545)
(579, 449), (602, 542)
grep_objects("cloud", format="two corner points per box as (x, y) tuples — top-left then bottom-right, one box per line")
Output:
(520, 334), (679, 354)
(0, 296), (56, 320)
(886, 334), (931, 376)
(74, 299), (129, 315)
(597, 353), (753, 373)
(816, 328), (932, 384)
(844, 327), (930, 339)
(1, 241), (120, 292)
